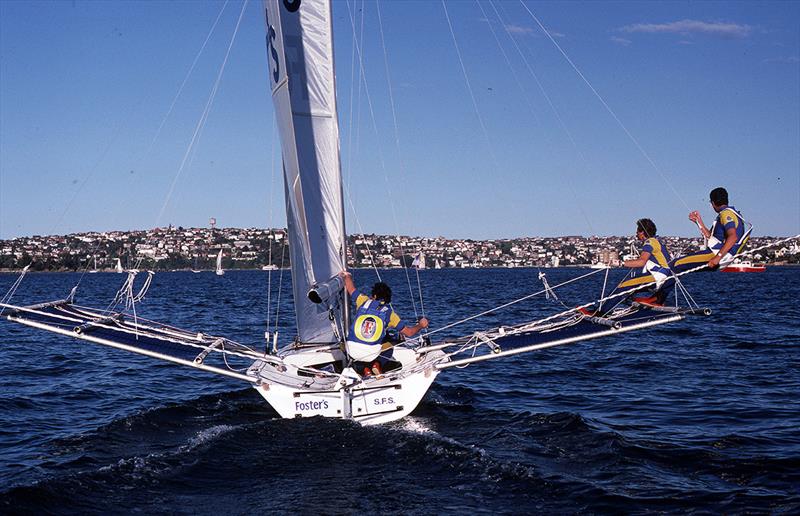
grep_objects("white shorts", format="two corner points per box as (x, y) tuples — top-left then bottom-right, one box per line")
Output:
(345, 340), (381, 362)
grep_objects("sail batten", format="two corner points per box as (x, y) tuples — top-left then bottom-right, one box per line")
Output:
(264, 0), (346, 344)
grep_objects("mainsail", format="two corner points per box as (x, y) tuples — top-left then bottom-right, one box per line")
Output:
(263, 0), (347, 344)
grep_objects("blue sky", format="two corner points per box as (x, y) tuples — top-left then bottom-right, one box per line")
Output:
(1, 0), (798, 240)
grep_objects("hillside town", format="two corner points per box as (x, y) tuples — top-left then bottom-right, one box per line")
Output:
(1, 226), (798, 272)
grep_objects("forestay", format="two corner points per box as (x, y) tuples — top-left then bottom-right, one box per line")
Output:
(263, 0), (347, 344)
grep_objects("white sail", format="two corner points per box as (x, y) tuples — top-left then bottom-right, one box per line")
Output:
(215, 249), (225, 276)
(263, 0), (346, 344)
(115, 258), (124, 273)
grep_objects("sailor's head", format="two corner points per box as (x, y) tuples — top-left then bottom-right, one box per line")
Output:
(709, 187), (728, 210)
(635, 218), (657, 240)
(371, 282), (392, 303)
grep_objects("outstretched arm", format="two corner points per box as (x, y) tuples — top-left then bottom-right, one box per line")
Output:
(624, 251), (650, 269)
(400, 317), (429, 338)
(339, 270), (355, 295)
(689, 211), (710, 238)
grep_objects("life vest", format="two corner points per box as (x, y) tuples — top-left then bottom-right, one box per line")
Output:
(641, 237), (673, 289)
(706, 206), (751, 264)
(348, 299), (392, 347)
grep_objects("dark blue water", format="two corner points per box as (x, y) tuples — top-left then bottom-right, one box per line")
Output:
(1, 268), (798, 514)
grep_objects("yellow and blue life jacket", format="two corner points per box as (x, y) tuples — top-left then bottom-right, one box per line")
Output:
(348, 291), (404, 346)
(711, 206), (746, 255)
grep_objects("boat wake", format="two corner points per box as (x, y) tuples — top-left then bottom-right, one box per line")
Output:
(2, 383), (799, 513)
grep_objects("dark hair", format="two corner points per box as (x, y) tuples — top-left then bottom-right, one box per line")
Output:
(709, 187), (728, 206)
(636, 218), (657, 238)
(371, 282), (392, 303)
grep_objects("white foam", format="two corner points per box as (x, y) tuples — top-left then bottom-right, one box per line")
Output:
(186, 424), (236, 449)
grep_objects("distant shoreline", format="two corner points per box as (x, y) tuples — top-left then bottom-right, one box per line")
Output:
(2, 263), (798, 274)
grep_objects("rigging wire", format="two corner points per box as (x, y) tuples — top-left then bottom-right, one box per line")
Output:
(440, 1), (504, 187)
(0, 0), (236, 313)
(64, 0), (234, 295)
(152, 0), (249, 234)
(375, 0), (426, 318)
(518, 0), (691, 212)
(143, 0), (231, 162)
(265, 117), (277, 349)
(273, 234), (288, 342)
(485, 0), (596, 234)
(342, 0), (419, 317)
(423, 234), (799, 339)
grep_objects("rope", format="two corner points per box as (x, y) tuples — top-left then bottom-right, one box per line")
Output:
(424, 267), (608, 338)
(484, 0), (596, 234)
(507, 234), (800, 335)
(517, 0), (691, 212)
(343, 0), (420, 317)
(265, 116), (278, 350)
(441, 0), (505, 193)
(375, 1), (426, 318)
(423, 234), (799, 339)
(152, 0), (248, 233)
(274, 235), (288, 337)
(598, 266), (610, 311)
(0, 264), (30, 316)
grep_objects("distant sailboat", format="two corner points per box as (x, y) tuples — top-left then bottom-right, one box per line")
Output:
(115, 258), (124, 273)
(89, 255), (98, 273)
(434, 259), (442, 269)
(412, 252), (426, 270)
(215, 249), (225, 276)
(621, 242), (638, 263)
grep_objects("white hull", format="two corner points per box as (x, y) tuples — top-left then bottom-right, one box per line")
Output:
(248, 344), (446, 425)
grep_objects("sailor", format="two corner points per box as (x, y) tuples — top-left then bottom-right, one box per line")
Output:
(615, 218), (674, 306)
(339, 270), (429, 376)
(672, 187), (749, 272)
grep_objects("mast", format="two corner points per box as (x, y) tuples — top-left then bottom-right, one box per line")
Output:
(262, 0), (347, 344)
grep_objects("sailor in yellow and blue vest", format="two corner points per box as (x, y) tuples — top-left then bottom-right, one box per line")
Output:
(613, 218), (674, 306)
(339, 270), (429, 376)
(672, 187), (749, 273)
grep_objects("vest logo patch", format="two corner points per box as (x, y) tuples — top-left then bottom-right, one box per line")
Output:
(354, 314), (384, 343)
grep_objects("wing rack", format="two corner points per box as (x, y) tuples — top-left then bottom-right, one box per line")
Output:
(2, 300), (265, 383)
(429, 305), (709, 370)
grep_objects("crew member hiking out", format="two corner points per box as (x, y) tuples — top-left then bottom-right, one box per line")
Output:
(614, 218), (674, 306)
(339, 270), (428, 376)
(672, 187), (750, 272)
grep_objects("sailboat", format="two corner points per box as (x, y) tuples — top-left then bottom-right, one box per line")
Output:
(215, 249), (225, 276)
(1, 0), (719, 425)
(115, 258), (124, 273)
(434, 259), (442, 269)
(412, 252), (426, 270)
(621, 242), (638, 263)
(89, 255), (98, 273)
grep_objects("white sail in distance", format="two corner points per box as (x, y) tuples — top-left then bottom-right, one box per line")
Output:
(216, 249), (225, 276)
(262, 0), (346, 344)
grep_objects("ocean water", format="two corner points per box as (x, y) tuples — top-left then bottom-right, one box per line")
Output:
(0, 267), (798, 514)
